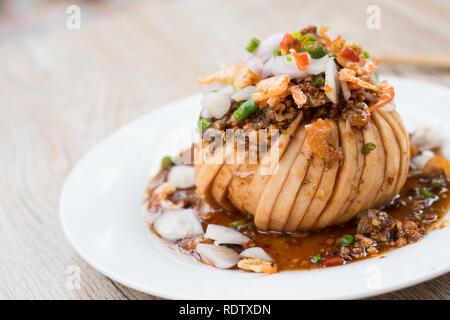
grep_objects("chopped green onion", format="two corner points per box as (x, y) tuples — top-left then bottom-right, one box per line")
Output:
(273, 49), (282, 56)
(305, 42), (327, 59)
(313, 75), (325, 87)
(298, 34), (316, 44)
(363, 50), (370, 58)
(361, 142), (376, 154)
(161, 156), (175, 170)
(419, 187), (435, 198)
(228, 220), (247, 229)
(339, 234), (354, 246)
(310, 254), (322, 263)
(234, 98), (259, 122)
(198, 118), (211, 132)
(291, 31), (301, 39)
(286, 56), (293, 62)
(246, 38), (260, 53)
(373, 72), (379, 80)
(431, 177), (447, 188)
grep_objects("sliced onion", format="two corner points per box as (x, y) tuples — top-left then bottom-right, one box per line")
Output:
(219, 84), (234, 97)
(341, 80), (351, 101)
(324, 59), (340, 104)
(167, 165), (195, 188)
(153, 209), (203, 241)
(200, 91), (231, 119)
(307, 55), (330, 75)
(240, 247), (273, 262)
(231, 86), (256, 102)
(380, 101), (396, 111)
(245, 55), (264, 75)
(262, 55), (276, 78)
(204, 224), (250, 244)
(200, 81), (226, 96)
(195, 244), (239, 269)
(271, 54), (309, 78)
(254, 32), (284, 62)
(411, 126), (445, 152)
(411, 150), (435, 170)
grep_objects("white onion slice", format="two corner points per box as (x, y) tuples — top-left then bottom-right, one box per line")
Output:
(324, 59), (340, 104)
(380, 101), (396, 111)
(153, 209), (203, 241)
(204, 224), (250, 245)
(410, 126), (445, 152)
(341, 80), (351, 101)
(245, 55), (264, 75)
(262, 55), (276, 78)
(200, 91), (231, 119)
(254, 32), (284, 62)
(167, 165), (195, 188)
(240, 247), (273, 262)
(271, 54), (309, 78)
(196, 244), (239, 269)
(411, 150), (435, 170)
(232, 86), (256, 101)
(307, 55), (330, 75)
(219, 84), (234, 97)
(200, 81), (226, 96)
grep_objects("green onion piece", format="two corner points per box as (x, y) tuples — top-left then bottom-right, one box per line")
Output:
(246, 38), (260, 53)
(313, 75), (325, 87)
(286, 56), (293, 62)
(431, 177), (447, 188)
(273, 49), (282, 56)
(198, 118), (211, 133)
(310, 254), (322, 263)
(291, 31), (301, 40)
(361, 142), (376, 154)
(373, 71), (379, 80)
(220, 243), (243, 250)
(419, 187), (435, 198)
(161, 156), (175, 170)
(298, 34), (316, 44)
(363, 50), (370, 58)
(305, 42), (327, 59)
(234, 98), (259, 122)
(228, 220), (247, 229)
(339, 234), (354, 246)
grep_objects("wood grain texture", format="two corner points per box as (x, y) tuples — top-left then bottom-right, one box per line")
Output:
(0, 0), (449, 300)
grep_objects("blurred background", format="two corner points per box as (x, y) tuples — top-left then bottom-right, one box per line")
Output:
(0, 0), (449, 299)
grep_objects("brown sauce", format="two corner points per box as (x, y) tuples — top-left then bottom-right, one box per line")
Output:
(144, 162), (450, 272)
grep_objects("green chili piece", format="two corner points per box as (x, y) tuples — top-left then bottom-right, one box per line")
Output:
(305, 42), (327, 59)
(339, 234), (354, 246)
(273, 48), (282, 56)
(234, 98), (259, 122)
(246, 38), (260, 53)
(361, 142), (376, 154)
(228, 220), (247, 229)
(298, 34), (316, 44)
(198, 118), (211, 132)
(313, 75), (325, 87)
(419, 187), (435, 198)
(363, 50), (370, 58)
(311, 254), (322, 263)
(161, 156), (175, 170)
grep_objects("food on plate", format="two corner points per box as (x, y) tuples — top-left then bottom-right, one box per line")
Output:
(143, 26), (450, 274)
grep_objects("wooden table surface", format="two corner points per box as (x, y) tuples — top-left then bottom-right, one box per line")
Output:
(1, 0), (449, 300)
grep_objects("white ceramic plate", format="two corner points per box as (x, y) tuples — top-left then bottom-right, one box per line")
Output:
(60, 76), (450, 300)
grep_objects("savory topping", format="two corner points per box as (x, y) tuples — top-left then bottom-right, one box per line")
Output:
(198, 63), (260, 90)
(306, 119), (338, 160)
(167, 165), (195, 189)
(237, 258), (277, 274)
(252, 75), (291, 105)
(200, 91), (231, 119)
(198, 118), (212, 132)
(161, 156), (175, 170)
(228, 220), (247, 229)
(339, 234), (355, 246)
